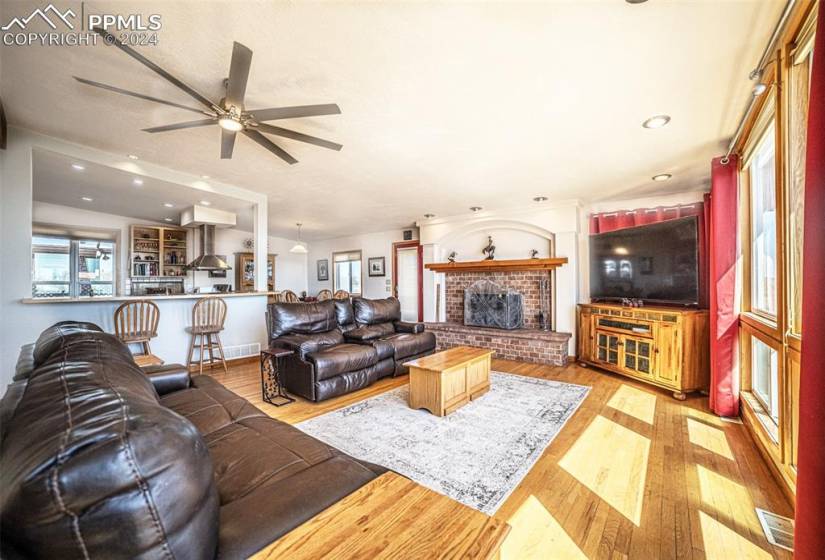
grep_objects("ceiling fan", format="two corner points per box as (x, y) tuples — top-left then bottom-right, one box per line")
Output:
(74, 27), (342, 164)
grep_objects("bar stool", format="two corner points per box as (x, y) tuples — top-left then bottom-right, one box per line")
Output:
(333, 290), (350, 300)
(114, 300), (162, 366)
(280, 290), (299, 303)
(316, 289), (333, 301)
(187, 297), (228, 374)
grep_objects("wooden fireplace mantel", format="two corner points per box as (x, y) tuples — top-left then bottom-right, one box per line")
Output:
(425, 257), (568, 274)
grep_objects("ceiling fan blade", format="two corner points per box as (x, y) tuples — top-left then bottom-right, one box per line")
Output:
(247, 104), (341, 122)
(243, 130), (298, 164)
(74, 76), (209, 115)
(225, 42), (252, 110)
(92, 27), (219, 112)
(221, 129), (236, 159)
(143, 119), (216, 133)
(255, 123), (342, 151)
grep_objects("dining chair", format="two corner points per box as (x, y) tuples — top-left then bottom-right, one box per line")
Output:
(316, 289), (333, 301)
(333, 290), (350, 300)
(280, 290), (299, 303)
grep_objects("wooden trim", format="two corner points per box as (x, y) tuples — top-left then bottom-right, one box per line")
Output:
(392, 240), (423, 321)
(426, 257), (568, 274)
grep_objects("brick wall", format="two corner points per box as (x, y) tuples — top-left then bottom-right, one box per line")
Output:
(445, 270), (551, 329)
(426, 323), (570, 366)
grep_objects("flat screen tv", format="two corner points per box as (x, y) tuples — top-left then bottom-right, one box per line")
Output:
(589, 216), (699, 306)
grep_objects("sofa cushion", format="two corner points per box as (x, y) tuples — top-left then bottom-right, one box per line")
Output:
(307, 343), (379, 381)
(333, 299), (355, 327)
(268, 300), (337, 338)
(0, 329), (219, 560)
(343, 323), (395, 342)
(31, 320), (107, 368)
(381, 332), (437, 360)
(353, 297), (401, 326)
(371, 339), (396, 361)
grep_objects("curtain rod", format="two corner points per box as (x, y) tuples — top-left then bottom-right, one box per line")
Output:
(721, 0), (797, 164)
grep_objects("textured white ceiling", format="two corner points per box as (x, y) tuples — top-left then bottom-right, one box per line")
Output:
(1, 0), (783, 239)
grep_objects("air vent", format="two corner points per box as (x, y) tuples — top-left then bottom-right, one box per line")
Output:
(756, 508), (794, 552)
(222, 342), (262, 360)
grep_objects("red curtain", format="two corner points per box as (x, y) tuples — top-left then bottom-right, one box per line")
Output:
(589, 202), (709, 308)
(708, 156), (739, 417)
(794, 3), (825, 556)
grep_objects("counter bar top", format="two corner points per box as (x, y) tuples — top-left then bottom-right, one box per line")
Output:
(21, 292), (278, 304)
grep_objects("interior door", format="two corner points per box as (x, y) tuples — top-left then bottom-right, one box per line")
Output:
(395, 246), (420, 321)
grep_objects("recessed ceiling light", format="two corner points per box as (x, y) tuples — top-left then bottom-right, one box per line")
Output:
(533, 196), (548, 203)
(200, 200), (211, 206)
(652, 173), (673, 181)
(642, 115), (671, 129)
(201, 175), (210, 179)
(625, 0), (649, 4)
(424, 213), (436, 219)
(128, 154), (139, 160)
(71, 164), (85, 171)
(81, 196), (93, 202)
(218, 117), (244, 132)
(470, 206), (483, 212)
(163, 202), (174, 208)
(133, 178), (144, 186)
(164, 218), (173, 222)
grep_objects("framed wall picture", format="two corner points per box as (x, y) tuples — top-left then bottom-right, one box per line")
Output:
(317, 259), (329, 281)
(368, 256), (386, 277)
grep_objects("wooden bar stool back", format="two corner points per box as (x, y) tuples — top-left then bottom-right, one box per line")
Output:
(280, 290), (299, 303)
(114, 300), (162, 366)
(316, 289), (333, 301)
(187, 297), (229, 374)
(333, 290), (350, 300)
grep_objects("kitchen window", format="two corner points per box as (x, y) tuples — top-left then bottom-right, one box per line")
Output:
(32, 235), (115, 298)
(333, 250), (362, 296)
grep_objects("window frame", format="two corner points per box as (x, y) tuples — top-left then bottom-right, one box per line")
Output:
(31, 233), (117, 298)
(332, 250), (363, 297)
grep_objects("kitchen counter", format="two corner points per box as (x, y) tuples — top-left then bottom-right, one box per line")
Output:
(21, 291), (278, 304)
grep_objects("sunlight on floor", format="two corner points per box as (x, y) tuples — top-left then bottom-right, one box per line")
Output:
(699, 510), (772, 560)
(606, 385), (657, 425)
(559, 415), (650, 526)
(685, 407), (725, 427)
(500, 495), (587, 560)
(687, 417), (735, 460)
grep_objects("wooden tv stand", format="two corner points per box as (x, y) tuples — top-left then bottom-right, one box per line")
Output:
(577, 303), (709, 400)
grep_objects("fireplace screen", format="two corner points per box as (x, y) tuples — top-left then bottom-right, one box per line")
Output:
(464, 279), (523, 330)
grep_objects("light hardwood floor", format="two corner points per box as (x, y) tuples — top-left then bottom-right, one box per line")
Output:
(211, 358), (793, 560)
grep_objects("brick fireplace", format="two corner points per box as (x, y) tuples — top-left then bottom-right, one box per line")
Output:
(425, 258), (571, 366)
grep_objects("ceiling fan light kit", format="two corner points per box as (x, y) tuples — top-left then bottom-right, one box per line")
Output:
(76, 27), (342, 165)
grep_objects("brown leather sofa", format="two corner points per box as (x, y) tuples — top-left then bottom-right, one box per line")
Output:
(343, 297), (437, 376)
(0, 321), (386, 559)
(267, 298), (435, 401)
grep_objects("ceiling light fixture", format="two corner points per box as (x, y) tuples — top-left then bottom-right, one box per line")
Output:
(72, 164), (85, 171)
(81, 196), (93, 202)
(128, 154), (139, 160)
(201, 175), (210, 179)
(199, 200), (212, 206)
(652, 173), (672, 181)
(424, 213), (436, 219)
(752, 83), (768, 96)
(533, 196), (548, 203)
(218, 116), (244, 132)
(470, 206), (483, 212)
(642, 115), (671, 129)
(625, 0), (649, 4)
(164, 217), (173, 222)
(290, 223), (308, 254)
(163, 202), (174, 208)
(133, 178), (144, 186)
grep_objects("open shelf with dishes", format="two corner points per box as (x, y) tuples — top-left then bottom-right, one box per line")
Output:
(130, 225), (189, 278)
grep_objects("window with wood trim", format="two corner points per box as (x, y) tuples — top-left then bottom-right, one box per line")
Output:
(747, 123), (778, 319)
(333, 250), (362, 296)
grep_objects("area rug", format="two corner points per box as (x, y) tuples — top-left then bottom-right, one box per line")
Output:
(296, 372), (590, 514)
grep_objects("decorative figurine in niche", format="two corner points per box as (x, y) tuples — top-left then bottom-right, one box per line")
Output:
(530, 249), (539, 259)
(482, 236), (495, 260)
(448, 251), (457, 263)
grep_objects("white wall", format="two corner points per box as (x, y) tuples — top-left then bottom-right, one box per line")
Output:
(307, 228), (418, 298)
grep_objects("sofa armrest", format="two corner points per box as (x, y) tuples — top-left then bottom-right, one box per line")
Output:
(394, 321), (424, 334)
(275, 331), (344, 360)
(142, 363), (191, 395)
(344, 323), (396, 342)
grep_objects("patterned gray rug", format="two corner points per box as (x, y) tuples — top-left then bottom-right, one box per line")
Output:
(296, 372), (590, 514)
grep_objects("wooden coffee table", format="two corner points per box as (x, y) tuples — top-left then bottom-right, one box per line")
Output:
(406, 346), (494, 416)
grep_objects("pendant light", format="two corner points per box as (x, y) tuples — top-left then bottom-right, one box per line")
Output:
(289, 223), (308, 254)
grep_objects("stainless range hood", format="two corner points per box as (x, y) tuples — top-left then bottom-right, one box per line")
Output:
(187, 224), (231, 271)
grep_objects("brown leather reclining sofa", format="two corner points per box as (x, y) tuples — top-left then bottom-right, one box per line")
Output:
(0, 321), (387, 559)
(267, 297), (436, 401)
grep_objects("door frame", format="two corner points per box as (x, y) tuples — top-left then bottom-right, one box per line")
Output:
(392, 240), (423, 322)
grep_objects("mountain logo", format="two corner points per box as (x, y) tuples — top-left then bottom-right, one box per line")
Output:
(1, 4), (76, 31)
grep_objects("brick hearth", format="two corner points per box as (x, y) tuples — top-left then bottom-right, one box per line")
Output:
(425, 322), (571, 366)
(445, 270), (551, 329)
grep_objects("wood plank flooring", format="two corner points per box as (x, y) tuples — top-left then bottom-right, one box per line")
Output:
(210, 358), (794, 560)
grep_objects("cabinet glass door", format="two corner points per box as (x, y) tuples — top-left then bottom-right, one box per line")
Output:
(596, 332), (620, 366)
(623, 337), (652, 376)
